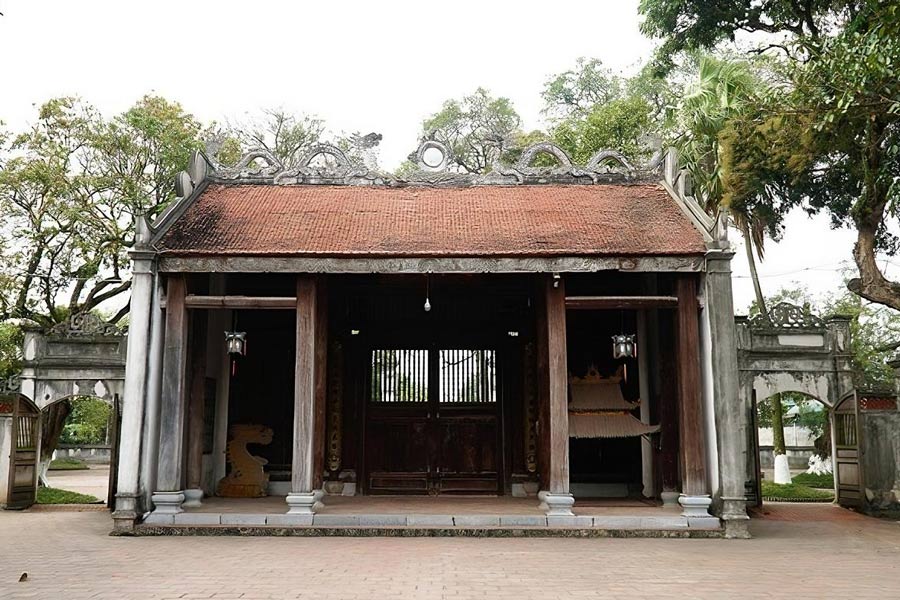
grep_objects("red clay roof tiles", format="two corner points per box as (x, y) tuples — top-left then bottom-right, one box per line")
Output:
(155, 183), (707, 257)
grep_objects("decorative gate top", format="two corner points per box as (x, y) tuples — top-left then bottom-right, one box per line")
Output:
(747, 302), (826, 331)
(47, 313), (124, 338)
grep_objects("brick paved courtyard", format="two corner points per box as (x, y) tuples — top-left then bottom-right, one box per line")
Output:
(1, 504), (898, 599)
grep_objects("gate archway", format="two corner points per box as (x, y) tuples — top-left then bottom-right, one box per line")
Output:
(0, 314), (126, 510)
(736, 303), (855, 507)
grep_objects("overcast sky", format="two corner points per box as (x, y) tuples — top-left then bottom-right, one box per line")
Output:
(0, 0), (865, 312)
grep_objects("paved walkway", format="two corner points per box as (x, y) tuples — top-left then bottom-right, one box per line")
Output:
(45, 465), (110, 501)
(1, 503), (898, 599)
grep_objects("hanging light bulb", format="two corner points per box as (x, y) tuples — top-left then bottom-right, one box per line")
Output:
(424, 274), (432, 312)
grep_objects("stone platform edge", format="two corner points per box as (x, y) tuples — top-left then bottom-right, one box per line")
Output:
(125, 524), (724, 539)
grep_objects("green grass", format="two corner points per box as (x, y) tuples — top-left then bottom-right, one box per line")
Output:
(48, 457), (89, 471)
(762, 481), (834, 502)
(36, 486), (100, 504)
(792, 472), (834, 488)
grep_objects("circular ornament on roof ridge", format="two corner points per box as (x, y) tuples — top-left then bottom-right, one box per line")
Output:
(416, 140), (450, 172)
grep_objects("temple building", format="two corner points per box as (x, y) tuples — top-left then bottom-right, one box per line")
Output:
(109, 141), (750, 537)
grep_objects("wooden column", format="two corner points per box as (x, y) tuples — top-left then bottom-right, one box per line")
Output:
(537, 275), (574, 515)
(312, 280), (328, 490)
(152, 275), (189, 515)
(287, 276), (321, 514)
(184, 309), (208, 505)
(675, 275), (708, 498)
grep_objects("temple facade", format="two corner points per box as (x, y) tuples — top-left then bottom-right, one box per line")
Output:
(110, 141), (750, 537)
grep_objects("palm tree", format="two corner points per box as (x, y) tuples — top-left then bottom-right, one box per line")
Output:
(677, 56), (790, 483)
(677, 56), (770, 320)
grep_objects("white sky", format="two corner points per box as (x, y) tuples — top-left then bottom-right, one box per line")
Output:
(0, 0), (862, 312)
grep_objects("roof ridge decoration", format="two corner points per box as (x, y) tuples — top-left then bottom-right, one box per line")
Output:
(199, 140), (661, 189)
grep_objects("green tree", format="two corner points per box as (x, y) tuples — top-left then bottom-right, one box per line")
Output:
(641, 0), (900, 313)
(0, 321), (22, 379)
(420, 88), (522, 174)
(60, 397), (112, 445)
(223, 108), (325, 168)
(675, 56), (778, 318)
(552, 96), (654, 164)
(0, 95), (204, 325)
(541, 57), (624, 121)
(541, 59), (675, 164)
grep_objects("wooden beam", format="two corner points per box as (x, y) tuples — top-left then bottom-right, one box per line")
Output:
(157, 275), (189, 492)
(180, 295), (296, 309)
(545, 276), (570, 494)
(292, 277), (318, 494)
(675, 275), (707, 497)
(565, 295), (679, 310)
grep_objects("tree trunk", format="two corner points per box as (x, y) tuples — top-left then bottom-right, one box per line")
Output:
(770, 394), (791, 484)
(740, 220), (769, 320)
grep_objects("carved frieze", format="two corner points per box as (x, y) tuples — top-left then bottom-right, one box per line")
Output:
(0, 373), (22, 394)
(748, 302), (825, 331)
(47, 313), (123, 339)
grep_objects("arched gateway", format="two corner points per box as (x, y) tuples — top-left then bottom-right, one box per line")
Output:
(0, 314), (126, 509)
(110, 142), (751, 537)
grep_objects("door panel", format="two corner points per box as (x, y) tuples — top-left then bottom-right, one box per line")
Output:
(6, 396), (39, 510)
(365, 347), (501, 494)
(834, 391), (863, 507)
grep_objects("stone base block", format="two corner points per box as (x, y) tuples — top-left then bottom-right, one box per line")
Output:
(151, 491), (185, 515)
(546, 515), (593, 527)
(182, 488), (203, 508)
(407, 515), (454, 527)
(285, 492), (318, 514)
(454, 515), (500, 527)
(539, 491), (575, 516)
(173, 513), (221, 525)
(679, 494), (713, 518)
(266, 514), (314, 526)
(660, 490), (680, 507)
(221, 513), (267, 526)
(687, 516), (722, 530)
(143, 512), (175, 525)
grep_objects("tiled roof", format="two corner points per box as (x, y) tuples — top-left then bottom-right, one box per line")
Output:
(155, 183), (707, 257)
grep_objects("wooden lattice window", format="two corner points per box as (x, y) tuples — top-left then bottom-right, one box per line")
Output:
(439, 349), (497, 404)
(836, 412), (857, 446)
(370, 349), (429, 403)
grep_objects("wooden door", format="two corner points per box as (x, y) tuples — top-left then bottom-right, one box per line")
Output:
(364, 347), (501, 494)
(834, 391), (863, 508)
(6, 396), (39, 510)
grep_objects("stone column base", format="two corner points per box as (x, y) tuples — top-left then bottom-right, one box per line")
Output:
(182, 488), (204, 508)
(286, 491), (319, 514)
(110, 492), (142, 534)
(539, 490), (575, 516)
(660, 490), (680, 507)
(721, 496), (751, 539)
(679, 494), (714, 517)
(151, 491), (185, 514)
